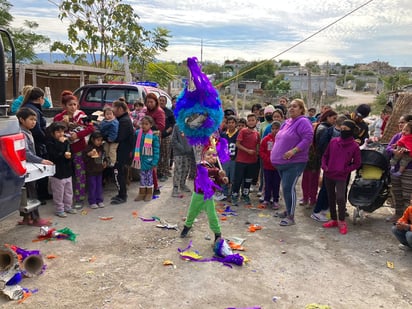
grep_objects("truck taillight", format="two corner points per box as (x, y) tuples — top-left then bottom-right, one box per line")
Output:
(0, 133), (27, 176)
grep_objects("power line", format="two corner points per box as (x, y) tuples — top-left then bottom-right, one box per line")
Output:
(215, 0), (375, 88)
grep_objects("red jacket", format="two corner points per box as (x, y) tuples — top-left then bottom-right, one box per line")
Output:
(146, 107), (166, 132)
(260, 134), (276, 170)
(54, 110), (94, 153)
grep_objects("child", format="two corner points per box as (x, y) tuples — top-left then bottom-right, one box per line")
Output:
(46, 122), (77, 218)
(171, 125), (193, 197)
(390, 122), (412, 176)
(54, 90), (94, 209)
(132, 116), (160, 202)
(16, 108), (53, 226)
(259, 121), (281, 209)
(391, 195), (412, 250)
(180, 145), (229, 241)
(322, 120), (361, 234)
(237, 118), (247, 130)
(231, 114), (260, 206)
(83, 132), (107, 209)
(99, 106), (119, 167)
(130, 100), (146, 130)
(220, 115), (239, 199)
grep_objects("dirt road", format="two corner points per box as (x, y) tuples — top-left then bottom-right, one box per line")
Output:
(335, 87), (376, 108)
(0, 176), (411, 309)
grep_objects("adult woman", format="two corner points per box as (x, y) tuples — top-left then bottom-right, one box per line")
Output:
(21, 87), (51, 203)
(144, 93), (165, 196)
(110, 99), (135, 205)
(54, 91), (94, 209)
(270, 99), (314, 226)
(300, 110), (337, 209)
(386, 114), (412, 221)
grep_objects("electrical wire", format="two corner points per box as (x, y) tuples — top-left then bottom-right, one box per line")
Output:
(215, 0), (375, 88)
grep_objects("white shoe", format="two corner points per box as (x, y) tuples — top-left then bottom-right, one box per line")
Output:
(213, 192), (226, 201)
(399, 244), (411, 251)
(97, 202), (105, 208)
(89, 204), (98, 209)
(311, 212), (329, 222)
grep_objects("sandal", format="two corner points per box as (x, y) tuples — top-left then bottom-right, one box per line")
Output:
(279, 218), (295, 226)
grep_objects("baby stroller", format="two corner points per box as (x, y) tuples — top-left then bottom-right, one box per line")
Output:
(348, 142), (390, 225)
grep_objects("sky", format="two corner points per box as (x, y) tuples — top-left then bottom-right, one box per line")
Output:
(9, 0), (412, 67)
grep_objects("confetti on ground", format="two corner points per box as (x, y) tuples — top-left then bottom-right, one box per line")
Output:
(99, 216), (114, 221)
(132, 211), (138, 218)
(386, 261), (394, 269)
(81, 210), (88, 215)
(46, 254), (58, 259)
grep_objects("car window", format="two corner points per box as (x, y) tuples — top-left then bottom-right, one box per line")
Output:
(104, 89), (125, 103)
(86, 88), (103, 103)
(126, 89), (142, 104)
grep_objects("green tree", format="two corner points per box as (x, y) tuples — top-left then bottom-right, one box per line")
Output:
(264, 74), (290, 96)
(382, 72), (412, 91)
(0, 0), (50, 62)
(51, 0), (170, 69)
(145, 62), (178, 88)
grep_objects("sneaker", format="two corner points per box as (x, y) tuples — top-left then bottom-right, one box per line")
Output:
(299, 199), (308, 206)
(259, 196), (264, 203)
(180, 184), (191, 193)
(97, 202), (105, 208)
(110, 197), (127, 205)
(272, 202), (280, 210)
(153, 188), (161, 196)
(89, 204), (98, 209)
(242, 194), (251, 205)
(73, 202), (83, 210)
(65, 208), (77, 214)
(322, 220), (338, 228)
(338, 221), (348, 235)
(111, 195), (121, 201)
(231, 194), (239, 206)
(391, 171), (402, 177)
(256, 191), (263, 197)
(398, 244), (411, 251)
(172, 187), (180, 198)
(311, 212), (329, 222)
(55, 211), (67, 218)
(214, 192), (226, 201)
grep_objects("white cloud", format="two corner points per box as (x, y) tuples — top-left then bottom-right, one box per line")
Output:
(9, 0), (412, 66)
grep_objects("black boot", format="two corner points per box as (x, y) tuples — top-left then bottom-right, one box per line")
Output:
(214, 233), (222, 242)
(180, 226), (191, 238)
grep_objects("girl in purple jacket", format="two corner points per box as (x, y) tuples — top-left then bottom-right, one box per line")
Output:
(322, 120), (361, 234)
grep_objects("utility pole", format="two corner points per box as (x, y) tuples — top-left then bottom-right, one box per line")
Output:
(307, 69), (312, 108)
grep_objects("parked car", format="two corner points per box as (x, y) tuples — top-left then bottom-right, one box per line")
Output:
(73, 82), (172, 115)
(0, 28), (27, 220)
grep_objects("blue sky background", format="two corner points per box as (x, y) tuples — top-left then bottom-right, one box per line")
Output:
(10, 0), (412, 66)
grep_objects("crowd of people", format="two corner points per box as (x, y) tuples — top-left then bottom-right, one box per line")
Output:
(12, 86), (412, 248)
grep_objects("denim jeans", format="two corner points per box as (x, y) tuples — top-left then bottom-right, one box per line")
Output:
(276, 162), (306, 218)
(392, 225), (412, 247)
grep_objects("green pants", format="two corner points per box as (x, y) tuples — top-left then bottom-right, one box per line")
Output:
(184, 192), (221, 234)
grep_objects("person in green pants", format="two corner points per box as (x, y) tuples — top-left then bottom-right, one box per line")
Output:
(180, 145), (228, 242)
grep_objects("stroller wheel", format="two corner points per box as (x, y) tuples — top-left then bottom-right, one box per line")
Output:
(353, 208), (360, 225)
(359, 210), (365, 225)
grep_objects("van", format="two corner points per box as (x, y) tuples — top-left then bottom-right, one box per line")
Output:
(73, 82), (172, 115)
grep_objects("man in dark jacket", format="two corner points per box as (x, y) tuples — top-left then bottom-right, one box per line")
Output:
(111, 99), (135, 204)
(349, 103), (371, 145)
